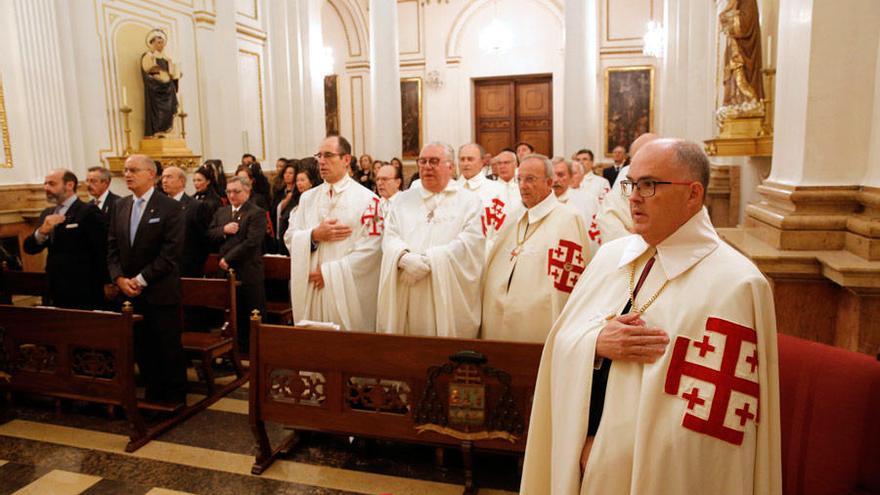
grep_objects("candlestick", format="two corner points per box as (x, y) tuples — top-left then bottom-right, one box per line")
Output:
(766, 35), (773, 68)
(122, 85), (128, 107)
(119, 105), (134, 156)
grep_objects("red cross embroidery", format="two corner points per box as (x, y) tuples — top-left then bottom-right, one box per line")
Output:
(664, 317), (760, 446)
(588, 213), (602, 244)
(745, 350), (759, 373)
(681, 387), (705, 410)
(360, 198), (383, 236)
(480, 198), (507, 236)
(546, 240), (586, 293)
(693, 335), (716, 357)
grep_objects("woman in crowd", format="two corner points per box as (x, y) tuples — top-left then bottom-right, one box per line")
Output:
(271, 160), (298, 255)
(192, 165), (223, 217)
(203, 159), (228, 204)
(270, 157), (290, 202)
(354, 154), (375, 191)
(246, 161), (272, 204)
(235, 164), (270, 210)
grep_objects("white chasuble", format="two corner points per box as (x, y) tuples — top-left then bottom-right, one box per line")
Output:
(284, 175), (382, 331)
(520, 208), (781, 495)
(481, 194), (589, 343)
(376, 181), (485, 338)
(459, 171), (520, 255)
(576, 172), (611, 204)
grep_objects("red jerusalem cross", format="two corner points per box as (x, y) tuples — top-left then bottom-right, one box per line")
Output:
(360, 198), (383, 236)
(664, 317), (760, 446)
(547, 239), (586, 293)
(588, 214), (602, 244)
(481, 198), (507, 236)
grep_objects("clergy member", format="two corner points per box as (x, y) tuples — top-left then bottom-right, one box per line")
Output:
(520, 139), (781, 495)
(376, 142), (484, 337)
(284, 135), (382, 331)
(457, 143), (515, 251)
(481, 154), (589, 342)
(552, 157), (600, 253)
(571, 149), (610, 201)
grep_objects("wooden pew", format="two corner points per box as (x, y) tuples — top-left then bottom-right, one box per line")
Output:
(0, 261), (47, 305)
(205, 253), (293, 324)
(0, 304), (150, 451)
(248, 316), (543, 494)
(180, 273), (247, 394)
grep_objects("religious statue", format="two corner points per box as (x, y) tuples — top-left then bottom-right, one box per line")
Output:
(717, 0), (764, 121)
(141, 29), (181, 137)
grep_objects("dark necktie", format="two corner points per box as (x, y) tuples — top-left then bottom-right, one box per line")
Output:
(588, 254), (657, 436)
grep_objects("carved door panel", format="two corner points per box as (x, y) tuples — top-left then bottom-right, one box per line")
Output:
(475, 82), (515, 156)
(474, 75), (553, 157)
(515, 80), (552, 156)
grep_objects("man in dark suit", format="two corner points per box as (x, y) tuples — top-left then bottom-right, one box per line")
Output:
(23, 169), (107, 309)
(603, 145), (629, 185)
(208, 175), (266, 354)
(107, 154), (187, 405)
(161, 166), (211, 277)
(86, 166), (120, 216)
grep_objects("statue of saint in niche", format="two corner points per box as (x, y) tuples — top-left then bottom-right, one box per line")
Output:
(141, 29), (181, 137)
(718, 0), (764, 120)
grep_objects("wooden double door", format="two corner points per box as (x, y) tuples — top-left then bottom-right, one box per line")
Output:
(474, 75), (553, 157)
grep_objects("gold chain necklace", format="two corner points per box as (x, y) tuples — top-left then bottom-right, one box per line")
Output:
(627, 258), (670, 314)
(509, 215), (547, 261)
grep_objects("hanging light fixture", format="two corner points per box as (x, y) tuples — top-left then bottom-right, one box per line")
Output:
(643, 21), (664, 58)
(479, 0), (513, 55)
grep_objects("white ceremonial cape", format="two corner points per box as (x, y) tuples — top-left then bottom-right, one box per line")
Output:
(521, 207), (781, 495)
(481, 194), (589, 343)
(497, 177), (522, 210)
(575, 173), (611, 204)
(376, 181), (485, 337)
(556, 188), (600, 254)
(284, 175), (382, 331)
(593, 177), (633, 245)
(459, 171), (520, 254)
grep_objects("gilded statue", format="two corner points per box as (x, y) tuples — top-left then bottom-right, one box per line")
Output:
(718, 0), (764, 120)
(141, 29), (181, 137)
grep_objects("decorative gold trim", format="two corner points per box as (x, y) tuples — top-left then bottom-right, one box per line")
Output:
(346, 62), (370, 70)
(400, 77), (423, 158)
(327, 0), (359, 58)
(0, 76), (12, 168)
(414, 424), (518, 443)
(238, 48), (267, 160)
(236, 0), (258, 20)
(605, 0), (656, 42)
(235, 23), (266, 41)
(603, 65), (655, 157)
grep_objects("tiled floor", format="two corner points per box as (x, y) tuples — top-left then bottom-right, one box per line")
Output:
(0, 388), (521, 495)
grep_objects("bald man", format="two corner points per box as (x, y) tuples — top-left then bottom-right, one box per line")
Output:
(23, 169), (107, 309)
(162, 166), (212, 277)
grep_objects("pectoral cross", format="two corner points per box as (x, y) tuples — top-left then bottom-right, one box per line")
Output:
(509, 245), (521, 262)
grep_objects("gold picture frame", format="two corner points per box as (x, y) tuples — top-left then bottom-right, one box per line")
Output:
(324, 74), (340, 136)
(401, 77), (423, 158)
(0, 75), (12, 168)
(604, 66), (654, 157)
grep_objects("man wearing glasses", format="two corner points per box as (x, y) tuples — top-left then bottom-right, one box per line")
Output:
(522, 139), (781, 495)
(107, 154), (187, 406)
(376, 142), (484, 338)
(284, 135), (382, 332)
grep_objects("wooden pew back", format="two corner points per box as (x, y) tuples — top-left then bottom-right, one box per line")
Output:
(0, 262), (47, 304)
(0, 305), (139, 404)
(249, 320), (543, 478)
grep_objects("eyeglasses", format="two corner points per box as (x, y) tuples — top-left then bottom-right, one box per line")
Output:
(417, 157), (445, 168)
(313, 151), (344, 160)
(620, 178), (693, 198)
(123, 167), (147, 174)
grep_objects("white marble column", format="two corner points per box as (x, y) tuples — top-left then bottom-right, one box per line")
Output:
(562, 0), (599, 157)
(770, 0), (880, 187)
(368, 0), (402, 159)
(9, 0), (75, 180)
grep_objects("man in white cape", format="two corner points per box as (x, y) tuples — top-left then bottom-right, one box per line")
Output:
(594, 133), (659, 245)
(376, 142), (484, 338)
(493, 150), (522, 208)
(457, 143), (518, 254)
(552, 157), (601, 254)
(521, 139), (781, 495)
(482, 154), (589, 343)
(284, 135), (382, 331)
(571, 149), (610, 202)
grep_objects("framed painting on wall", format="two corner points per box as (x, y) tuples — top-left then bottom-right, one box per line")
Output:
(401, 77), (422, 158)
(604, 66), (654, 157)
(324, 75), (339, 137)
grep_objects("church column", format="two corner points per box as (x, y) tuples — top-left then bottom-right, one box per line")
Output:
(562, 0), (599, 157)
(368, 0), (402, 160)
(720, 0), (880, 356)
(9, 0), (76, 180)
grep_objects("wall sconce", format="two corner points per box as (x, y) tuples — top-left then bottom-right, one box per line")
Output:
(425, 70), (444, 90)
(643, 21), (664, 58)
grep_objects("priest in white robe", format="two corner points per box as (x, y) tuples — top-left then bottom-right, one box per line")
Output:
(457, 143), (518, 253)
(521, 139), (781, 495)
(482, 154), (589, 343)
(284, 135), (382, 331)
(571, 150), (610, 201)
(493, 150), (522, 208)
(376, 142), (485, 338)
